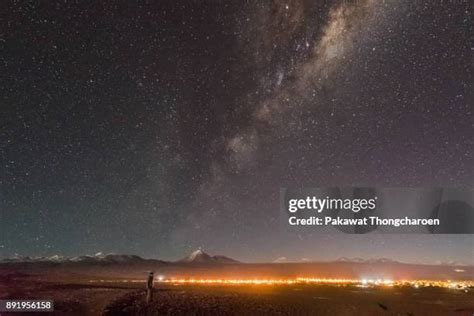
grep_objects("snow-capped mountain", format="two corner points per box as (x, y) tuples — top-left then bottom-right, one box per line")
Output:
(272, 256), (288, 263)
(178, 249), (239, 264)
(1, 252), (144, 264)
(71, 253), (144, 263)
(335, 257), (398, 264)
(435, 260), (468, 267)
(1, 254), (67, 263)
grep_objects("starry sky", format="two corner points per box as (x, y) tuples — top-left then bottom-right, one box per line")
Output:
(1, 1), (472, 264)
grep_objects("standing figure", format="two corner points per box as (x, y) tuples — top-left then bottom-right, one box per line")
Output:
(146, 271), (154, 303)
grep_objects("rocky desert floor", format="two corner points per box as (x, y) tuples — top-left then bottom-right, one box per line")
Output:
(1, 272), (473, 316)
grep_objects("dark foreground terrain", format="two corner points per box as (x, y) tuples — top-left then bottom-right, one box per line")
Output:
(1, 257), (473, 315)
(103, 284), (474, 316)
(1, 273), (473, 316)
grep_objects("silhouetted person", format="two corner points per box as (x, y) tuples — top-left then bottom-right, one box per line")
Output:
(146, 271), (154, 303)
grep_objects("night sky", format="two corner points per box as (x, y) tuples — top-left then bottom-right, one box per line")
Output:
(1, 1), (472, 264)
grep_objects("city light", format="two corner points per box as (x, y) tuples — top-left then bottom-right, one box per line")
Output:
(152, 277), (473, 290)
(88, 277), (473, 291)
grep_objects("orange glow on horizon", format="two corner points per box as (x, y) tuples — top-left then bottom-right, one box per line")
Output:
(153, 278), (473, 289)
(88, 278), (473, 290)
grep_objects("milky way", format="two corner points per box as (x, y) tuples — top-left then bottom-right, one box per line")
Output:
(1, 1), (472, 263)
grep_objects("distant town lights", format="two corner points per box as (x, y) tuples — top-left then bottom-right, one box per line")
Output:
(149, 278), (472, 290)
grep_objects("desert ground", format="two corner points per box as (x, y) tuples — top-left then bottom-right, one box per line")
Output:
(1, 271), (473, 316)
(1, 255), (473, 315)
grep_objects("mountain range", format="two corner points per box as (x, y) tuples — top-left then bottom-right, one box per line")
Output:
(335, 257), (398, 264)
(177, 249), (240, 264)
(1, 252), (145, 264)
(0, 250), (239, 265)
(1, 249), (471, 281)
(1, 250), (469, 267)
